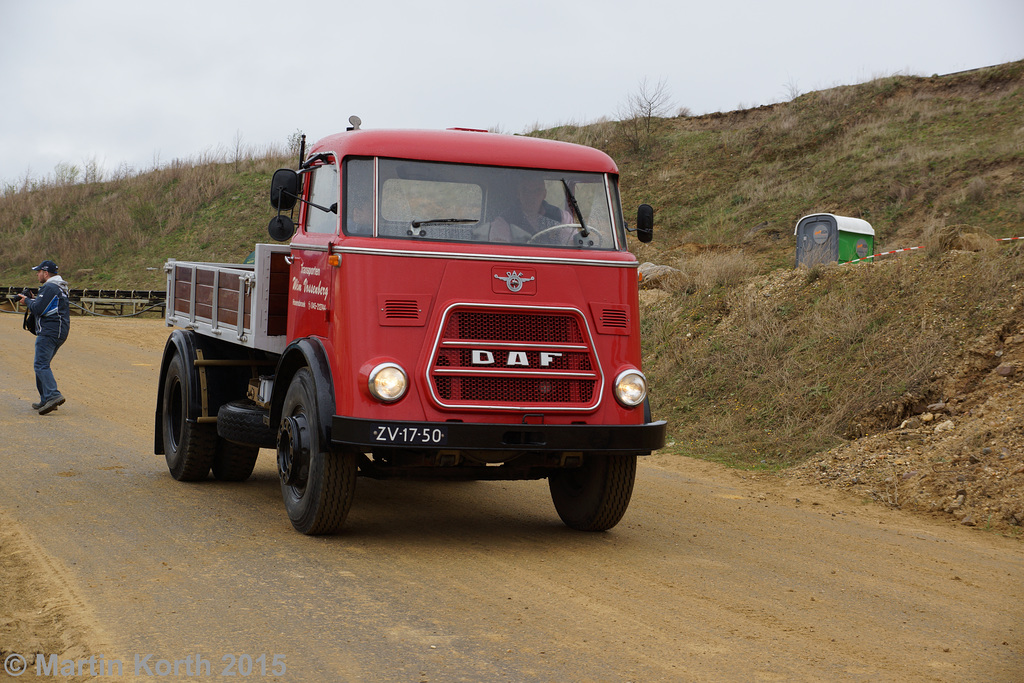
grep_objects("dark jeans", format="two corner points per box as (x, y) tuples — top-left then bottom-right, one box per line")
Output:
(34, 334), (65, 402)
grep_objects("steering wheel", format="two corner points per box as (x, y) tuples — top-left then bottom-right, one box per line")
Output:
(526, 223), (602, 247)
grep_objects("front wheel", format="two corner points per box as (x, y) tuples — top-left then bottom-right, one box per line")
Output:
(548, 455), (636, 531)
(277, 368), (357, 534)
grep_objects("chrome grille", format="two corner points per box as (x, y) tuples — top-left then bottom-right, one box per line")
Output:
(429, 307), (601, 410)
(443, 311), (585, 343)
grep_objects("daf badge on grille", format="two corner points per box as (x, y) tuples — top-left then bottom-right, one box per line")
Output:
(494, 270), (535, 293)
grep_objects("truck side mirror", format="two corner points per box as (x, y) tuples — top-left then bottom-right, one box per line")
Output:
(636, 204), (654, 243)
(268, 215), (295, 242)
(270, 169), (300, 211)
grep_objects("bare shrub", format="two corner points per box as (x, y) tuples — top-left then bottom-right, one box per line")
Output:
(82, 156), (104, 184)
(287, 129), (304, 156)
(110, 162), (134, 181)
(53, 162), (80, 186)
(231, 129), (247, 173)
(616, 78), (674, 152)
(782, 77), (802, 101)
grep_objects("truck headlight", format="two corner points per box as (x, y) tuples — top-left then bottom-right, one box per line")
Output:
(368, 363), (408, 402)
(614, 370), (647, 407)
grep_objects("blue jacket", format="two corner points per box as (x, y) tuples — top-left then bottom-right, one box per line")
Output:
(28, 275), (71, 340)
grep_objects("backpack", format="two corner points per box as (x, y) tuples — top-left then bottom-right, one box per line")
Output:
(23, 308), (37, 335)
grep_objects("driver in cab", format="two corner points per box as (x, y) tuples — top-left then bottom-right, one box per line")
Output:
(490, 177), (572, 244)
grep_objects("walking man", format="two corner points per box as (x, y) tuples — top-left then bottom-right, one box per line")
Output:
(17, 260), (70, 414)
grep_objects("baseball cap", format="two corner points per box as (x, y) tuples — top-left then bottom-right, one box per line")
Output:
(32, 260), (59, 274)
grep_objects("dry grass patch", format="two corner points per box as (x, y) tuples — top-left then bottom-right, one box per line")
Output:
(644, 244), (1024, 467)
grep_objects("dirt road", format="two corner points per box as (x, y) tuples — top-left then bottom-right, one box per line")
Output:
(1, 313), (1022, 681)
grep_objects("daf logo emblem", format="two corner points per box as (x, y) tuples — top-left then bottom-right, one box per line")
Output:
(494, 270), (535, 293)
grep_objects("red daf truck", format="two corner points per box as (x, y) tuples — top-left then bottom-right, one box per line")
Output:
(154, 123), (666, 534)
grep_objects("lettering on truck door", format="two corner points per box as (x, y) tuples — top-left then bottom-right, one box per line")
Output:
(289, 161), (338, 339)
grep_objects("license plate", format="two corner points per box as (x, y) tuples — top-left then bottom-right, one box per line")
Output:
(371, 424), (448, 445)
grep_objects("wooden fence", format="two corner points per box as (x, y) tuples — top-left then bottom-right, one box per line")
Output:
(0, 286), (166, 317)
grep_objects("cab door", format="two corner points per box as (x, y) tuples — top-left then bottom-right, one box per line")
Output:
(288, 160), (339, 340)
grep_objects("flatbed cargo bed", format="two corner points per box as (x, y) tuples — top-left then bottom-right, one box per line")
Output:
(164, 243), (290, 354)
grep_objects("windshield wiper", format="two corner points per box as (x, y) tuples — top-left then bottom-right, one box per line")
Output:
(560, 179), (589, 237)
(411, 218), (477, 228)
(408, 218), (478, 237)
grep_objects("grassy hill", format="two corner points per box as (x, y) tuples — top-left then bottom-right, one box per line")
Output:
(2, 61), (1022, 468)
(0, 155), (287, 288)
(542, 61), (1023, 262)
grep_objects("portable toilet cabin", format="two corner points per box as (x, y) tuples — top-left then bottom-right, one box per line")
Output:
(795, 213), (874, 266)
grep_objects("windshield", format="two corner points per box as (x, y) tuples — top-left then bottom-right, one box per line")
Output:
(343, 158), (621, 250)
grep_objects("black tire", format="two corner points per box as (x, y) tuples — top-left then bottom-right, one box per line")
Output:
(212, 400), (269, 482)
(212, 440), (260, 482)
(162, 352), (215, 481)
(278, 368), (357, 534)
(217, 399), (277, 448)
(548, 454), (636, 531)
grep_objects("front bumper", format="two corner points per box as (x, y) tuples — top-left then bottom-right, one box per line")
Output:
(331, 416), (667, 455)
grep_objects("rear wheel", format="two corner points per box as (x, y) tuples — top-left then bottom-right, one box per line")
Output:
(549, 455), (636, 531)
(277, 368), (357, 534)
(162, 352), (215, 481)
(212, 441), (260, 482)
(217, 399), (277, 448)
(212, 400), (269, 482)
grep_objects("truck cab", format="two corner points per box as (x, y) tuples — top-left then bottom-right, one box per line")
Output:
(155, 126), (665, 534)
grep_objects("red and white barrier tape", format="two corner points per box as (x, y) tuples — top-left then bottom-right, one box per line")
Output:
(846, 246), (924, 264)
(845, 236), (1024, 265)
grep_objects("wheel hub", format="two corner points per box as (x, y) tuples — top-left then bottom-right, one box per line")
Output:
(277, 414), (310, 486)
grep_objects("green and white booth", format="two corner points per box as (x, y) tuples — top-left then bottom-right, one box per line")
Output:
(794, 213), (874, 266)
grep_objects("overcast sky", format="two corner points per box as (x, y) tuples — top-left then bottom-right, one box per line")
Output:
(2, 0), (1022, 186)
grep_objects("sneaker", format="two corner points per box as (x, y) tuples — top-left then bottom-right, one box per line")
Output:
(38, 394), (65, 415)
